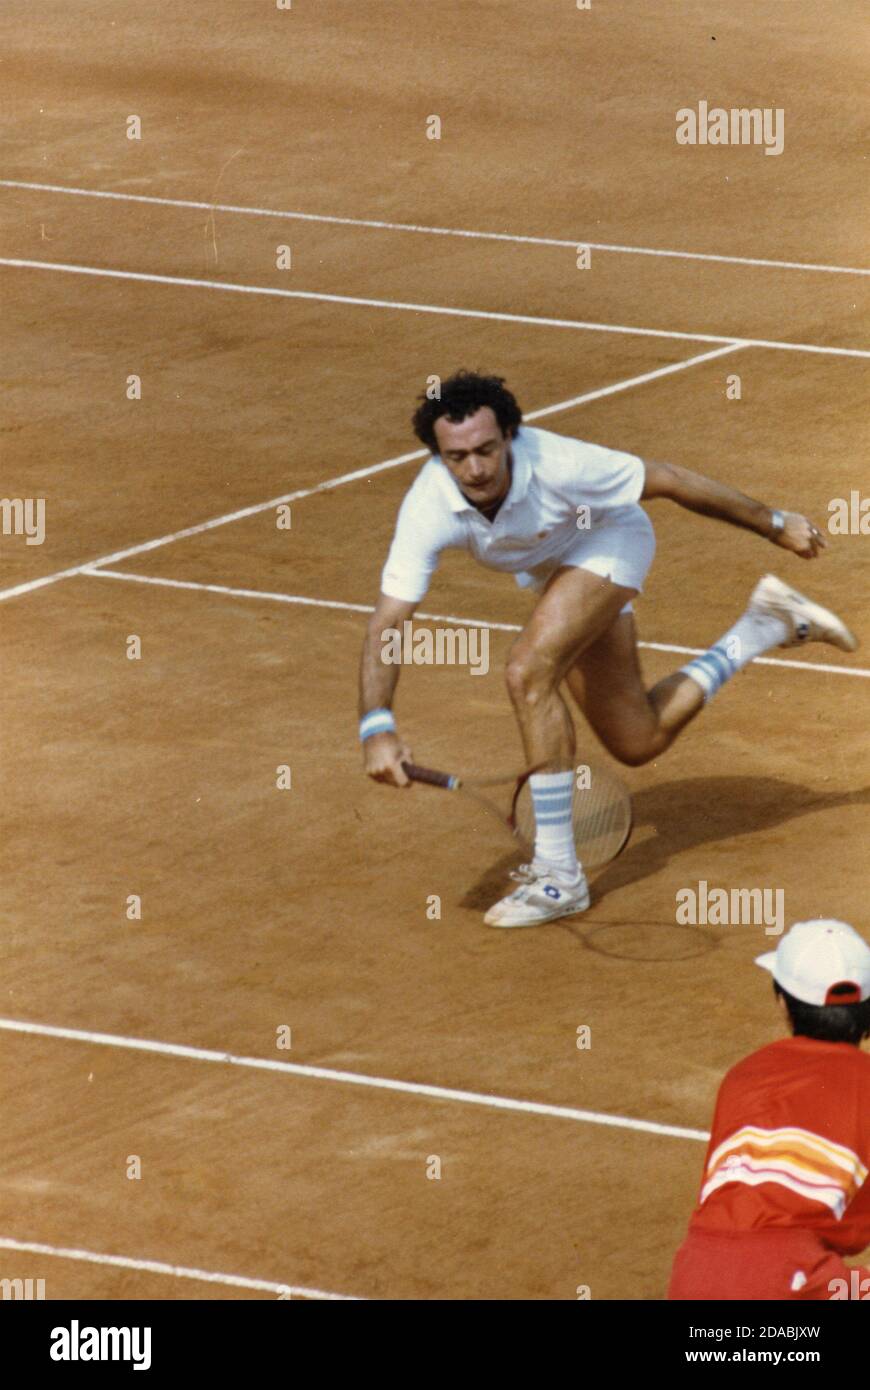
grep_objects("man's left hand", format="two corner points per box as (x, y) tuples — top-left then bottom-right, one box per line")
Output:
(775, 511), (827, 559)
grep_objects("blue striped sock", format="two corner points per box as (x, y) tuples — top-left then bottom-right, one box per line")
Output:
(681, 610), (789, 701)
(680, 642), (739, 701)
(530, 771), (579, 878)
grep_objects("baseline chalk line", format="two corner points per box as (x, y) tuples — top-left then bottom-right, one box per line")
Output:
(0, 1015), (709, 1142)
(0, 1236), (360, 1300)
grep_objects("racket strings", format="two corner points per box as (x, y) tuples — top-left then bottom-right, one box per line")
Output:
(404, 759), (632, 870)
(513, 774), (631, 870)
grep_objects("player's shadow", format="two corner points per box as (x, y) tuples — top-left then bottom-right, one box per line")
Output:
(593, 775), (869, 895)
(459, 775), (869, 910)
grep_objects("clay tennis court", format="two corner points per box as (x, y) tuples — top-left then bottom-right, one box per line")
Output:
(0, 0), (867, 1301)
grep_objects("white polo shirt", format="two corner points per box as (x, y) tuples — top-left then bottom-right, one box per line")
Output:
(380, 425), (647, 602)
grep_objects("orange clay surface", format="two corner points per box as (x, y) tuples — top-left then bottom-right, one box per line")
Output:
(0, 0), (867, 1299)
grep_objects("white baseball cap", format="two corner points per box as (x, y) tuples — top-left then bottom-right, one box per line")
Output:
(756, 919), (870, 1006)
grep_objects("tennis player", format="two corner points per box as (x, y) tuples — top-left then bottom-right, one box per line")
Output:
(669, 919), (870, 1301)
(358, 372), (858, 928)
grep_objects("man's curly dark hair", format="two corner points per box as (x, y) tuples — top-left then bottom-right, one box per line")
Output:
(412, 370), (523, 453)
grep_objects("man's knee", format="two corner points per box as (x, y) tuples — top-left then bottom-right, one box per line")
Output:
(613, 742), (656, 768)
(504, 644), (558, 708)
(606, 725), (669, 767)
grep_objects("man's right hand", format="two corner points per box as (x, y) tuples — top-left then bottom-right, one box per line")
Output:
(363, 731), (414, 787)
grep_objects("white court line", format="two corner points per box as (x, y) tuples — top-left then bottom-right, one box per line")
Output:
(0, 1236), (360, 1300)
(2, 178), (868, 277)
(2, 256), (869, 359)
(0, 345), (741, 603)
(0, 1016), (709, 1142)
(84, 572), (870, 680)
(0, 450), (425, 603)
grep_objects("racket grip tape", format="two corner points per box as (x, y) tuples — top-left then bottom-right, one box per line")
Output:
(402, 762), (459, 790)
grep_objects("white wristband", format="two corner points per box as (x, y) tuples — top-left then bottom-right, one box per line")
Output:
(770, 509), (785, 535)
(360, 708), (396, 742)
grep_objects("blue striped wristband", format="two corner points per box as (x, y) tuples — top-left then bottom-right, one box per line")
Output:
(359, 708), (396, 742)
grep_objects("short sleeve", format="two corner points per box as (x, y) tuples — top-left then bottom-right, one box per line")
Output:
(380, 474), (451, 602)
(573, 440), (646, 509)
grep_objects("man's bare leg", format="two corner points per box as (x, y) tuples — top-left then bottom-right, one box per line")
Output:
(564, 614), (706, 767)
(502, 566), (636, 885)
(485, 567), (636, 925)
(566, 572), (858, 766)
(488, 567), (856, 926)
(505, 566), (637, 770)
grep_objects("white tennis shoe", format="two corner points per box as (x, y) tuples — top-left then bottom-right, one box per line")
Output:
(748, 574), (858, 653)
(484, 863), (591, 928)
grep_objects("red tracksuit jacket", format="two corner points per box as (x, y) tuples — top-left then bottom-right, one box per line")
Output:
(670, 1036), (870, 1299)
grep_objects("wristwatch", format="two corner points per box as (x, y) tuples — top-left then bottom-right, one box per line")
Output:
(769, 509), (785, 537)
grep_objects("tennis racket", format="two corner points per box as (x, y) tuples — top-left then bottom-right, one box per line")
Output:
(402, 757), (632, 870)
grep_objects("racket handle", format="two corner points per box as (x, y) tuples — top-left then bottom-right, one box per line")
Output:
(402, 762), (460, 790)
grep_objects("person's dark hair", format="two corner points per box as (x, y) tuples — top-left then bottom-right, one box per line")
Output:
(412, 371), (523, 453)
(774, 981), (870, 1045)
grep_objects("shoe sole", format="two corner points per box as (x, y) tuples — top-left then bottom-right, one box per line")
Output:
(484, 895), (591, 929)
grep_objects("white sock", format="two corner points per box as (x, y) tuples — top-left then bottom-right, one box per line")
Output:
(530, 771), (580, 880)
(681, 609), (789, 702)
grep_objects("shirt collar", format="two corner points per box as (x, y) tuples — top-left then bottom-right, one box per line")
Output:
(435, 427), (533, 515)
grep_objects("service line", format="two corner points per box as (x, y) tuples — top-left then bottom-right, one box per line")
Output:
(2, 257), (868, 359)
(0, 345), (742, 603)
(84, 571), (870, 680)
(1, 178), (867, 276)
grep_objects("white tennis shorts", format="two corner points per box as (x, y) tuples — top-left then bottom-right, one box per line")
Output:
(514, 504), (656, 613)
